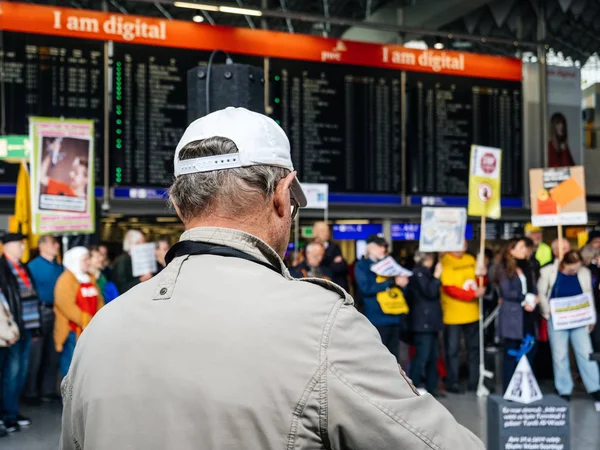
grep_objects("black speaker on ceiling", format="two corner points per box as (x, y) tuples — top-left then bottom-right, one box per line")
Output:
(187, 63), (265, 123)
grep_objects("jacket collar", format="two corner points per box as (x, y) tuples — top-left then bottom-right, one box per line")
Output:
(179, 227), (289, 277)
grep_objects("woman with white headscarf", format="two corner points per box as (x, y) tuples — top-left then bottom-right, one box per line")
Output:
(54, 247), (104, 378)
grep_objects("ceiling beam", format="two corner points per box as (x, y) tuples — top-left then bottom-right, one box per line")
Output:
(131, 0), (538, 47)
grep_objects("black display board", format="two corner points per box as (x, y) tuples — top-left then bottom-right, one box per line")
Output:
(406, 73), (522, 197)
(269, 59), (402, 194)
(0, 31), (105, 184)
(110, 43), (261, 187)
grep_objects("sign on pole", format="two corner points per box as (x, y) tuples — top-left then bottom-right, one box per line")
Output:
(29, 117), (95, 235)
(529, 166), (587, 227)
(468, 145), (502, 219)
(418, 207), (467, 252)
(300, 183), (329, 210)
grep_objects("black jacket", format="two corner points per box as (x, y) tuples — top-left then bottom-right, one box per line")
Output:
(0, 256), (41, 336)
(321, 242), (349, 291)
(407, 265), (443, 333)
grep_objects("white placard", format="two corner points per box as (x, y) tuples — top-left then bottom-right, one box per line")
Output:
(470, 145), (501, 179)
(419, 207), (467, 252)
(301, 183), (328, 210)
(370, 256), (413, 278)
(130, 243), (158, 277)
(550, 292), (597, 331)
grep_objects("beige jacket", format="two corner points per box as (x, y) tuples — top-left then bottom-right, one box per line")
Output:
(60, 227), (483, 450)
(537, 261), (593, 320)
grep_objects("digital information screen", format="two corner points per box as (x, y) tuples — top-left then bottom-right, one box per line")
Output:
(406, 72), (522, 197)
(270, 58), (402, 194)
(0, 31), (105, 183)
(110, 43), (261, 187)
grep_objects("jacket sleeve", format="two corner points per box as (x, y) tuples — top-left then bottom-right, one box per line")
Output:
(441, 286), (477, 302)
(413, 272), (442, 301)
(326, 304), (484, 450)
(355, 263), (394, 296)
(54, 275), (83, 327)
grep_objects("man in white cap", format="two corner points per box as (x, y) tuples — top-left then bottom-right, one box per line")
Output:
(60, 108), (483, 450)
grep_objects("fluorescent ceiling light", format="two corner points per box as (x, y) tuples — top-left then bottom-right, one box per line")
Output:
(219, 6), (262, 16)
(174, 2), (219, 12)
(433, 42), (444, 50)
(192, 14), (205, 22)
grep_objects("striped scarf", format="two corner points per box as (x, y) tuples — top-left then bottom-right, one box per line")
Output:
(8, 260), (41, 330)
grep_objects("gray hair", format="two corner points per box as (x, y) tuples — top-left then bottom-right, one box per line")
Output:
(580, 244), (598, 266)
(306, 241), (325, 255)
(123, 230), (144, 252)
(169, 137), (290, 223)
(413, 251), (435, 265)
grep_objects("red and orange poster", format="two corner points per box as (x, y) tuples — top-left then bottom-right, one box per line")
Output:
(529, 167), (587, 227)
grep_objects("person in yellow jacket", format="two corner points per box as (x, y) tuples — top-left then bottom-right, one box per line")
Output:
(440, 242), (486, 394)
(525, 224), (553, 268)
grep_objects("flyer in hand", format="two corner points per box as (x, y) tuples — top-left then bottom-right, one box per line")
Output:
(370, 256), (413, 278)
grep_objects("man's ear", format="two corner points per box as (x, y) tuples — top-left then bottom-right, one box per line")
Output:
(170, 197), (185, 223)
(273, 171), (295, 218)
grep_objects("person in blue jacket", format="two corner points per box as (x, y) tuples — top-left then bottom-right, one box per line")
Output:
(355, 235), (409, 361)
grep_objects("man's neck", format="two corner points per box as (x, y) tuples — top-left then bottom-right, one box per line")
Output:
(40, 252), (55, 263)
(184, 217), (275, 252)
(4, 254), (20, 265)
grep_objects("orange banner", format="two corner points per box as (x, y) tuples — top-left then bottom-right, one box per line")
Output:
(0, 2), (522, 81)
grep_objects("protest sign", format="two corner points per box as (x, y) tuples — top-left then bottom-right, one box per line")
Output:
(29, 118), (95, 235)
(468, 145), (501, 219)
(419, 207), (467, 252)
(550, 292), (596, 331)
(131, 243), (158, 277)
(529, 166), (587, 227)
(370, 256), (412, 278)
(300, 183), (328, 210)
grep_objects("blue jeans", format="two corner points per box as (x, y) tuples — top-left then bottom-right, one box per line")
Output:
(2, 331), (32, 420)
(409, 332), (439, 393)
(548, 319), (600, 395)
(60, 332), (77, 379)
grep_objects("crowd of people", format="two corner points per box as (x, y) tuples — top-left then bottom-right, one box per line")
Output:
(0, 231), (170, 437)
(289, 222), (600, 403)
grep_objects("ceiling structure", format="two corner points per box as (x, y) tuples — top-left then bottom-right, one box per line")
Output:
(5, 0), (600, 64)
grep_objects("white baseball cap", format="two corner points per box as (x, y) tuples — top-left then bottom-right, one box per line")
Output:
(174, 107), (306, 207)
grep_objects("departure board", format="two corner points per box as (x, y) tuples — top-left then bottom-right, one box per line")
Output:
(0, 32), (105, 183)
(406, 73), (522, 196)
(110, 43), (261, 186)
(270, 59), (402, 193)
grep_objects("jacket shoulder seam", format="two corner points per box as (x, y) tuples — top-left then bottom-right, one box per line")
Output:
(327, 362), (442, 450)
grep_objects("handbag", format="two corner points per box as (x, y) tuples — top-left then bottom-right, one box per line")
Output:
(0, 292), (19, 347)
(375, 275), (409, 315)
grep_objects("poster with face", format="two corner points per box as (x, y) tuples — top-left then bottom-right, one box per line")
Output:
(38, 136), (91, 213)
(29, 118), (95, 235)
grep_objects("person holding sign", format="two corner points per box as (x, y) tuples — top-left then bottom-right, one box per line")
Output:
(538, 251), (600, 402)
(355, 235), (410, 361)
(407, 252), (444, 397)
(440, 241), (486, 393)
(495, 238), (539, 392)
(111, 230), (153, 294)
